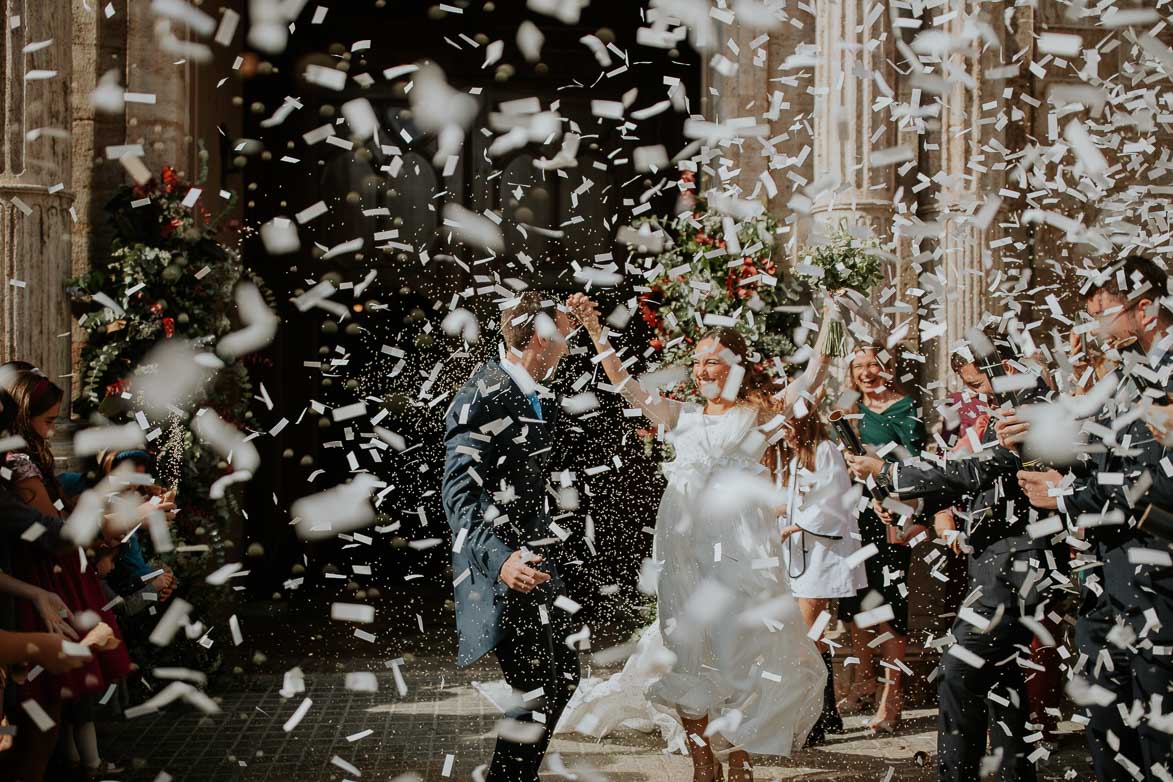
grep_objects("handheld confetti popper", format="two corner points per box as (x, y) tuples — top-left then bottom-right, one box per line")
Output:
(828, 408), (891, 501)
(1140, 503), (1173, 545)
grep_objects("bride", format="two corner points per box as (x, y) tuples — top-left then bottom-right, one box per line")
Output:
(562, 293), (839, 782)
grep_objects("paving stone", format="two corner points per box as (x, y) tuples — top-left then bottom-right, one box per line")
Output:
(97, 660), (1093, 781)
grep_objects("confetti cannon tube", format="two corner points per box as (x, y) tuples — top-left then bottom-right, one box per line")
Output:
(828, 409), (891, 501)
(1140, 503), (1173, 544)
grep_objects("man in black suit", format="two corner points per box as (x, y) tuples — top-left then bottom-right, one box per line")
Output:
(847, 333), (1053, 782)
(442, 291), (581, 782)
(1005, 255), (1173, 782)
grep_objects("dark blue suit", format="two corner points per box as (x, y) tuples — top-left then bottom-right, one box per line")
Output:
(1061, 355), (1173, 782)
(442, 358), (580, 781)
(893, 403), (1053, 782)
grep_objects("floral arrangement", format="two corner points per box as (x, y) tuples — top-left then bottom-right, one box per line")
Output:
(794, 220), (885, 295)
(68, 165), (268, 672)
(630, 172), (804, 390)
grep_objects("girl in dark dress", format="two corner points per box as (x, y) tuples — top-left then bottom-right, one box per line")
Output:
(835, 347), (926, 733)
(0, 372), (131, 780)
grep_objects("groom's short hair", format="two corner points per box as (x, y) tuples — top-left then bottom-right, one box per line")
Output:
(501, 290), (558, 351)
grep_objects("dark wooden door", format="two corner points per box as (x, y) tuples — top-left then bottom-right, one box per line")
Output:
(237, 0), (699, 634)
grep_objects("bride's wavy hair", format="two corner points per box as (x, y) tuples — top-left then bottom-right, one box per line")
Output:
(695, 327), (799, 483)
(694, 327), (781, 412)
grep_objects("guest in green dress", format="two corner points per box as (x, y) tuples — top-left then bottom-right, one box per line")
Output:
(836, 347), (927, 734)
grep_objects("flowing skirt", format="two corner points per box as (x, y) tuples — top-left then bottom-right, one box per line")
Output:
(558, 474), (825, 756)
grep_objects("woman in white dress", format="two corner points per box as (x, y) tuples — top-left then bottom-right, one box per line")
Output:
(564, 293), (838, 782)
(775, 410), (866, 745)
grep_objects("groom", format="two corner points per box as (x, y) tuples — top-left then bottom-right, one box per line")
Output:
(442, 291), (582, 781)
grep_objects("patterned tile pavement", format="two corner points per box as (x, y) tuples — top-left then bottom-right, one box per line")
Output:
(97, 657), (1094, 782)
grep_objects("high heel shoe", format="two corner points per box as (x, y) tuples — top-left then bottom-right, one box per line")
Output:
(727, 762), (752, 781)
(837, 687), (877, 715)
(687, 744), (723, 782)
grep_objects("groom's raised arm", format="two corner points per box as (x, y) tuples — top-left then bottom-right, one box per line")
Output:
(442, 386), (514, 583)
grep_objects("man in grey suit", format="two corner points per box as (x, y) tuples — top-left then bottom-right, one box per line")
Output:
(442, 291), (581, 781)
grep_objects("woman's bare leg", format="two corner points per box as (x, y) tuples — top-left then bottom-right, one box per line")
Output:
(680, 714), (721, 782)
(797, 598), (830, 637)
(841, 623), (879, 711)
(872, 631), (908, 730)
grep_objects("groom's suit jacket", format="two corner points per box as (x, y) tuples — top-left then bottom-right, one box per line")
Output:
(442, 358), (564, 667)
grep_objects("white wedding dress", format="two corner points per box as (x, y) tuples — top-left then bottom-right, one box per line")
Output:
(556, 393), (826, 756)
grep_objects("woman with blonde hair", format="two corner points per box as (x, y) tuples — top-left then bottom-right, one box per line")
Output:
(562, 293), (841, 782)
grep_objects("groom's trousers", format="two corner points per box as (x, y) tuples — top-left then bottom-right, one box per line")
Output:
(487, 586), (581, 782)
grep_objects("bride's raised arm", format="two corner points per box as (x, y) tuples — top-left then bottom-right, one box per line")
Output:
(566, 292), (683, 431)
(755, 300), (847, 446)
(778, 299), (845, 414)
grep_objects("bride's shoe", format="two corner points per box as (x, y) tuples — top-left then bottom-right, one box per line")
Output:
(837, 685), (877, 715)
(727, 762), (753, 781)
(868, 682), (903, 734)
(690, 758), (722, 782)
(686, 739), (722, 782)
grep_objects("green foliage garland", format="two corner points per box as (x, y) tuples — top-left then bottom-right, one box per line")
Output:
(68, 167), (264, 672)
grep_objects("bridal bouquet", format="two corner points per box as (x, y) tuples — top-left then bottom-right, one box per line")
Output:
(625, 173), (804, 384)
(795, 221), (884, 294)
(796, 221), (886, 355)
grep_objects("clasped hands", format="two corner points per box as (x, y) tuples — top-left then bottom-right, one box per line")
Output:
(566, 292), (603, 341)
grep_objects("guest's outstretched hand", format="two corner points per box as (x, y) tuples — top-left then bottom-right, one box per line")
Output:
(1017, 469), (1063, 509)
(1147, 402), (1173, 445)
(994, 410), (1029, 451)
(18, 632), (90, 673)
(844, 452), (884, 480)
(32, 589), (78, 640)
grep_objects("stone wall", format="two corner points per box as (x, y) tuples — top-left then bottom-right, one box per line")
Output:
(0, 0), (75, 397)
(2, 0), (238, 412)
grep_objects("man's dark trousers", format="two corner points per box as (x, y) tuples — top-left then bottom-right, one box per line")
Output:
(487, 584), (581, 782)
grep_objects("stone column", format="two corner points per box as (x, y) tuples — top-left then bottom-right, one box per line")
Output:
(126, 3), (195, 176)
(0, 0), (75, 396)
(700, 9), (817, 255)
(930, 3), (1027, 391)
(811, 0), (897, 238)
